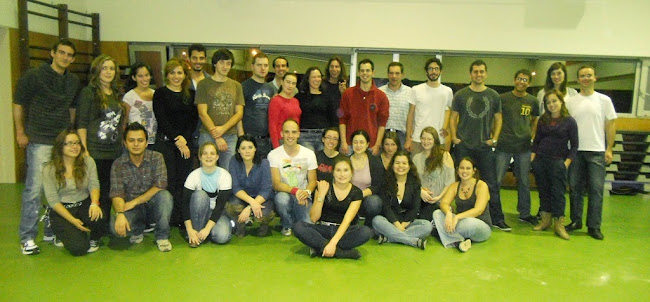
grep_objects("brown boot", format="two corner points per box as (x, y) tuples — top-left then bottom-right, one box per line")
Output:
(533, 212), (552, 231)
(554, 217), (570, 240)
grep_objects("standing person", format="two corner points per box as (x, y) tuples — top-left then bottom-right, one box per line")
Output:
(43, 129), (102, 256)
(494, 69), (540, 226)
(14, 39), (80, 254)
(406, 58), (453, 153)
(239, 52), (275, 159)
(196, 48), (244, 170)
(380, 131), (401, 170)
(270, 56), (296, 96)
(182, 142), (233, 247)
(449, 60), (507, 231)
(110, 123), (173, 252)
(536, 62), (579, 114)
(373, 150), (431, 249)
(316, 127), (344, 182)
(227, 134), (275, 237)
(565, 66), (617, 240)
(153, 58), (198, 227)
(531, 90), (578, 240)
(268, 73), (301, 149)
(293, 157), (373, 259)
(322, 56), (347, 111)
(339, 59), (390, 156)
(379, 62), (412, 147)
(432, 158), (492, 252)
(123, 62), (157, 146)
(413, 127), (455, 221)
(296, 67), (339, 152)
(348, 130), (384, 228)
(187, 43), (211, 152)
(77, 54), (126, 239)
(269, 119), (318, 236)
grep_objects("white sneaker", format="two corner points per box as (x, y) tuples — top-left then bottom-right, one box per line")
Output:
(42, 235), (55, 242)
(21, 240), (40, 255)
(458, 239), (472, 252)
(87, 240), (99, 253)
(281, 227), (292, 236)
(156, 239), (172, 252)
(129, 234), (144, 244)
(53, 238), (64, 247)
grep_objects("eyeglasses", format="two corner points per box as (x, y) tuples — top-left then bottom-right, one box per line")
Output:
(324, 136), (339, 141)
(516, 77), (529, 83)
(64, 141), (81, 147)
(427, 67), (441, 72)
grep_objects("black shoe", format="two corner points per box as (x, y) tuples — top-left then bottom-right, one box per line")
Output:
(588, 228), (604, 240)
(565, 221), (582, 231)
(493, 221), (512, 232)
(334, 248), (361, 260)
(256, 224), (271, 237)
(518, 216), (538, 225)
(234, 223), (246, 238)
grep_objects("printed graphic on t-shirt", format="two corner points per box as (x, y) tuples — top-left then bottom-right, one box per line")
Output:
(132, 100), (157, 143)
(520, 104), (533, 116)
(97, 108), (122, 143)
(252, 89), (271, 109)
(465, 96), (490, 119)
(280, 157), (308, 187)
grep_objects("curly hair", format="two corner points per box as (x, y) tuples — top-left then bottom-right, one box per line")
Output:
(384, 150), (420, 198)
(420, 127), (444, 174)
(49, 128), (87, 190)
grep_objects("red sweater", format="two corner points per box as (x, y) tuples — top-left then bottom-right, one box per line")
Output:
(339, 82), (389, 147)
(268, 95), (301, 148)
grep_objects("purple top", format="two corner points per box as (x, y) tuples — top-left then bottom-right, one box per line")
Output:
(532, 117), (579, 160)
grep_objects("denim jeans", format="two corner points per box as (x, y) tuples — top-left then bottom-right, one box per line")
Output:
(432, 209), (491, 248)
(495, 150), (532, 219)
(189, 190), (231, 244)
(274, 192), (312, 229)
(299, 130), (324, 152)
(568, 151), (606, 228)
(532, 156), (567, 218)
(19, 143), (53, 243)
(453, 143), (503, 224)
(372, 216), (432, 247)
(292, 221), (373, 250)
(199, 132), (237, 170)
(360, 194), (383, 227)
(111, 190), (173, 240)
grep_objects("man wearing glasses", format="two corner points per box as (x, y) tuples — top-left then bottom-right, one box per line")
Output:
(494, 69), (540, 227)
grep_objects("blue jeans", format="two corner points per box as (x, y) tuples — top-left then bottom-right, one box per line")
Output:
(568, 151), (606, 228)
(453, 144), (503, 224)
(273, 192), (312, 229)
(189, 190), (231, 244)
(495, 150), (532, 219)
(360, 194), (383, 227)
(19, 143), (53, 243)
(532, 156), (567, 218)
(372, 216), (432, 247)
(299, 130), (324, 152)
(110, 190), (173, 240)
(432, 209), (491, 248)
(199, 132), (237, 170)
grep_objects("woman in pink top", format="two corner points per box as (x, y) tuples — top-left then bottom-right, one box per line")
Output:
(268, 73), (301, 148)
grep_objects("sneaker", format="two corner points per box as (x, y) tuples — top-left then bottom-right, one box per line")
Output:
(53, 238), (64, 248)
(156, 239), (172, 252)
(458, 239), (472, 252)
(493, 221), (512, 232)
(87, 240), (99, 253)
(416, 238), (427, 250)
(518, 216), (538, 225)
(377, 235), (388, 244)
(245, 218), (253, 227)
(256, 224), (271, 237)
(281, 227), (292, 236)
(42, 235), (55, 242)
(129, 234), (144, 244)
(143, 223), (155, 233)
(21, 240), (40, 255)
(309, 248), (318, 258)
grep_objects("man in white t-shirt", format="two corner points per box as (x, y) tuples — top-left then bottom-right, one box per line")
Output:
(565, 66), (617, 240)
(405, 58), (454, 153)
(269, 119), (317, 236)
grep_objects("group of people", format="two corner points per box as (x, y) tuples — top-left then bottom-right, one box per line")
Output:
(14, 39), (616, 259)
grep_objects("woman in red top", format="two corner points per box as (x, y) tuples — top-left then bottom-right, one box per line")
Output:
(268, 73), (301, 148)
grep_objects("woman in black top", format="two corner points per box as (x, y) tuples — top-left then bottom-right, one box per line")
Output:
(322, 56), (347, 112)
(372, 150), (431, 249)
(315, 127), (344, 182)
(153, 58), (198, 227)
(293, 157), (373, 259)
(432, 157), (492, 252)
(296, 67), (338, 152)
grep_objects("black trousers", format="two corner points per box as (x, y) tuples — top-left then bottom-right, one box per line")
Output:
(292, 221), (373, 251)
(151, 140), (193, 227)
(50, 198), (99, 256)
(94, 158), (115, 238)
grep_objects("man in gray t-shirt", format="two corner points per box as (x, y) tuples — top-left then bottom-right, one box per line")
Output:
(494, 70), (540, 226)
(450, 60), (507, 231)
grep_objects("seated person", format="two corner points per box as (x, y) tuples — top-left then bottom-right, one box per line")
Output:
(379, 131), (401, 170)
(373, 150), (431, 249)
(110, 122), (174, 252)
(348, 130), (383, 227)
(182, 142), (233, 247)
(315, 127), (344, 182)
(432, 157), (492, 252)
(293, 157), (373, 259)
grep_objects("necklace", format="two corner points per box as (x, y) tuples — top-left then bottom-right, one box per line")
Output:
(460, 179), (475, 197)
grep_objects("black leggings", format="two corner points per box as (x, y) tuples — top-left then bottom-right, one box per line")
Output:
(292, 221), (373, 251)
(50, 198), (99, 256)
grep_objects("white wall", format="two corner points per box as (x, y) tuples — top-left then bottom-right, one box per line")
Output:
(0, 27), (16, 183)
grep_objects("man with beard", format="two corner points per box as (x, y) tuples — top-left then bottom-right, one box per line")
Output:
(405, 58), (453, 153)
(188, 43), (210, 91)
(270, 56), (296, 96)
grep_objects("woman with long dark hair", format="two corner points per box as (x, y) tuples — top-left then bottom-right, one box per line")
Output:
(43, 129), (102, 255)
(268, 73), (301, 148)
(123, 62), (157, 146)
(296, 66), (338, 152)
(77, 54), (125, 238)
(531, 89), (578, 240)
(379, 131), (401, 170)
(373, 150), (431, 249)
(348, 130), (383, 227)
(322, 56), (347, 110)
(536, 62), (579, 114)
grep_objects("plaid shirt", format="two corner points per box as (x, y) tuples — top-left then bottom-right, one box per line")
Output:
(110, 149), (167, 201)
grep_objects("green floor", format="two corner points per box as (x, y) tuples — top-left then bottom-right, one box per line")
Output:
(0, 183), (648, 301)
